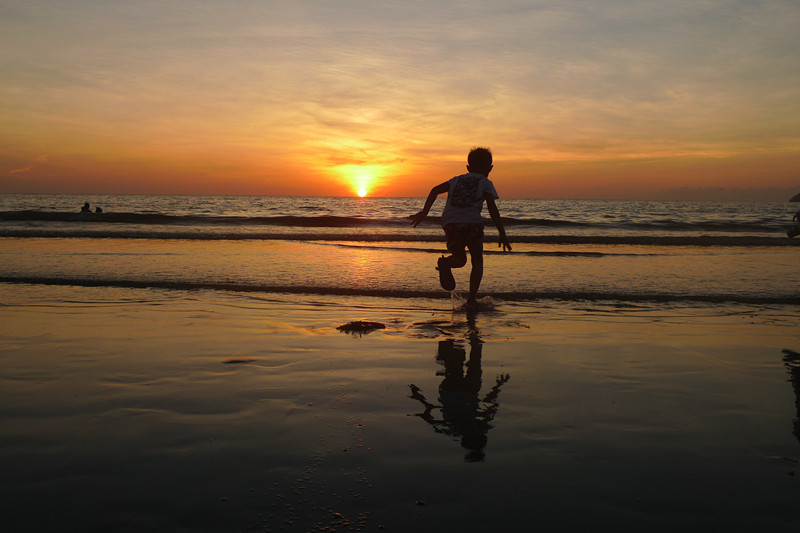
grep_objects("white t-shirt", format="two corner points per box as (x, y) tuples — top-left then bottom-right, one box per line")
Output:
(441, 173), (499, 227)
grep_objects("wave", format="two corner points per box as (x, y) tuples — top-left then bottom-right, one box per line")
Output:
(2, 276), (798, 306)
(0, 210), (409, 227)
(311, 242), (614, 257)
(1, 228), (796, 247)
(1, 210), (790, 233)
(0, 210), (585, 228)
(619, 220), (781, 233)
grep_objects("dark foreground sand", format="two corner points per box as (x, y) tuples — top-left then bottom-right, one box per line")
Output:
(1, 284), (799, 532)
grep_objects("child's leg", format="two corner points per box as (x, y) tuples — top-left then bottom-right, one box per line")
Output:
(443, 224), (473, 270)
(466, 239), (484, 302)
(444, 248), (468, 269)
(437, 245), (466, 292)
(439, 224), (478, 292)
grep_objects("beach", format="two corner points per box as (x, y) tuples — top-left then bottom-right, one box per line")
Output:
(2, 282), (799, 531)
(1, 194), (799, 531)
(5, 0), (800, 527)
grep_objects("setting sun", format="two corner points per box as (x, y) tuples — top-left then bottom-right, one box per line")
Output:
(327, 163), (393, 197)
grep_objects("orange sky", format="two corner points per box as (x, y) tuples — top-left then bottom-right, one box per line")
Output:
(2, 1), (799, 200)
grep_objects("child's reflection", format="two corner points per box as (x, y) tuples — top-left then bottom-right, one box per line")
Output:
(408, 332), (510, 462)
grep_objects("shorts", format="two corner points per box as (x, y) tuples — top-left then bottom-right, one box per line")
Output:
(444, 223), (484, 253)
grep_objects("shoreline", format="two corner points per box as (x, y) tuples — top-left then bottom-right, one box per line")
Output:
(3, 277), (800, 307)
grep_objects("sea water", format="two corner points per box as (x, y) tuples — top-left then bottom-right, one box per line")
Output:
(2, 194), (800, 531)
(0, 193), (798, 305)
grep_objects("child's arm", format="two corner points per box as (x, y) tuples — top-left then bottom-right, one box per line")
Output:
(410, 182), (449, 227)
(485, 195), (512, 251)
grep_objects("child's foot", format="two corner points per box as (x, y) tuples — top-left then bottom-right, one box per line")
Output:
(436, 256), (456, 291)
(465, 298), (478, 314)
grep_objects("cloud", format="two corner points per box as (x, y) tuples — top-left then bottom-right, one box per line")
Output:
(7, 153), (49, 175)
(9, 166), (33, 174)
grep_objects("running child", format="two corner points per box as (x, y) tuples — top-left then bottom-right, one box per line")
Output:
(410, 147), (512, 310)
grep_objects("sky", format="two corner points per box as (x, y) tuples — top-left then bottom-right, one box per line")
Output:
(1, 0), (799, 200)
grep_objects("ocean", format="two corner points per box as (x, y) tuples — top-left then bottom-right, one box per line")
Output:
(1, 193), (797, 305)
(3, 193), (800, 531)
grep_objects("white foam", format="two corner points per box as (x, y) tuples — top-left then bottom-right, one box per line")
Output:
(451, 291), (495, 312)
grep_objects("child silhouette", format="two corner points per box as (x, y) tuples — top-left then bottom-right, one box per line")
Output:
(411, 147), (512, 311)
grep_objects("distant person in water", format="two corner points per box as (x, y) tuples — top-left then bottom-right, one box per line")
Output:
(95, 206), (103, 214)
(788, 210), (800, 239)
(410, 147), (512, 311)
(80, 202), (91, 213)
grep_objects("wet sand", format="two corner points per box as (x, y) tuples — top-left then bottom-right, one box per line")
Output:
(1, 283), (799, 531)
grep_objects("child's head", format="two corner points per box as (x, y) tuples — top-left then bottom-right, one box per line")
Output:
(467, 147), (493, 175)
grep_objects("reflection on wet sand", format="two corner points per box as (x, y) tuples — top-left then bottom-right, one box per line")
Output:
(408, 326), (510, 462)
(782, 349), (800, 443)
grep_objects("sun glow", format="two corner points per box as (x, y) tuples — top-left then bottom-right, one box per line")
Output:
(329, 164), (388, 197)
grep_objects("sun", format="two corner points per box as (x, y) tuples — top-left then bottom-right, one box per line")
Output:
(327, 162), (389, 197)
